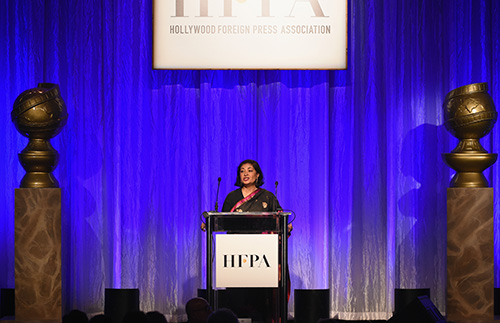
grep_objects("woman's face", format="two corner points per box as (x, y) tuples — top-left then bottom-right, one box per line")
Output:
(239, 163), (259, 187)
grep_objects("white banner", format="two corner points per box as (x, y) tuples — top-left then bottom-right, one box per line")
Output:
(215, 234), (278, 288)
(153, 0), (347, 69)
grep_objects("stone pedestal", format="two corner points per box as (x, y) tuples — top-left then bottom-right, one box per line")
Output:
(447, 188), (494, 322)
(15, 188), (62, 320)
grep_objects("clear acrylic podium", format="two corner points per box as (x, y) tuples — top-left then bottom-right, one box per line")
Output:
(205, 211), (290, 323)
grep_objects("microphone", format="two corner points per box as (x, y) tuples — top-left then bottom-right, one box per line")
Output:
(214, 177), (221, 212)
(275, 181), (283, 212)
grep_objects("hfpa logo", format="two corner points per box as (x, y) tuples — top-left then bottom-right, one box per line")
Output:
(172, 0), (327, 18)
(223, 254), (271, 268)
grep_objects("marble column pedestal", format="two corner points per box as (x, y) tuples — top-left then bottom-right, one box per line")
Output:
(447, 188), (494, 322)
(15, 188), (62, 320)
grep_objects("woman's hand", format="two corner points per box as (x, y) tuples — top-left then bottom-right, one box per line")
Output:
(201, 222), (207, 232)
(287, 223), (293, 234)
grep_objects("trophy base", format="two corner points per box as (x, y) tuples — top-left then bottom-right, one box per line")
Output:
(18, 139), (60, 188)
(442, 153), (497, 188)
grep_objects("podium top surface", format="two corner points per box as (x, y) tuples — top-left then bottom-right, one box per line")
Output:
(204, 212), (290, 233)
(204, 211), (291, 217)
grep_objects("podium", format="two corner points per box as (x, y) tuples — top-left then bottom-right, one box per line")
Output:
(205, 212), (290, 323)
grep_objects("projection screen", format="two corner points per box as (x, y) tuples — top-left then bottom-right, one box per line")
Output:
(153, 0), (347, 69)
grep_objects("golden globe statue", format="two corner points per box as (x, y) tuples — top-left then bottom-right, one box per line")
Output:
(11, 83), (68, 188)
(442, 83), (497, 187)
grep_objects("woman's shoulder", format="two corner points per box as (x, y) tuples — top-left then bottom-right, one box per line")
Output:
(223, 188), (243, 203)
(221, 188), (242, 212)
(257, 188), (281, 211)
(258, 188), (277, 199)
(226, 188), (242, 197)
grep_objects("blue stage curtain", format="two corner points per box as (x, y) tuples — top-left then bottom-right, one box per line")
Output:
(1, 0), (500, 320)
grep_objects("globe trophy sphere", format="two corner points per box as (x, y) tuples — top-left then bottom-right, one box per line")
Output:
(442, 83), (497, 187)
(11, 83), (68, 188)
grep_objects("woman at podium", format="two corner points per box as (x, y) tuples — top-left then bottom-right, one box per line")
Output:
(221, 159), (281, 212)
(219, 159), (289, 323)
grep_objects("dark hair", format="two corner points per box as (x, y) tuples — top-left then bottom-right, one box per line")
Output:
(63, 309), (88, 323)
(234, 159), (264, 187)
(146, 311), (168, 323)
(88, 314), (112, 323)
(123, 310), (148, 323)
(208, 308), (238, 323)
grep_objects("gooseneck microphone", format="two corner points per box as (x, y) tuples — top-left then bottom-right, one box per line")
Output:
(275, 181), (283, 212)
(215, 177), (221, 212)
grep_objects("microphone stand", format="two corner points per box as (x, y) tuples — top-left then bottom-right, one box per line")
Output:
(275, 181), (282, 212)
(214, 177), (221, 212)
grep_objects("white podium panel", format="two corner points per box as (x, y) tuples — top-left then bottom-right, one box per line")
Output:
(215, 234), (278, 288)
